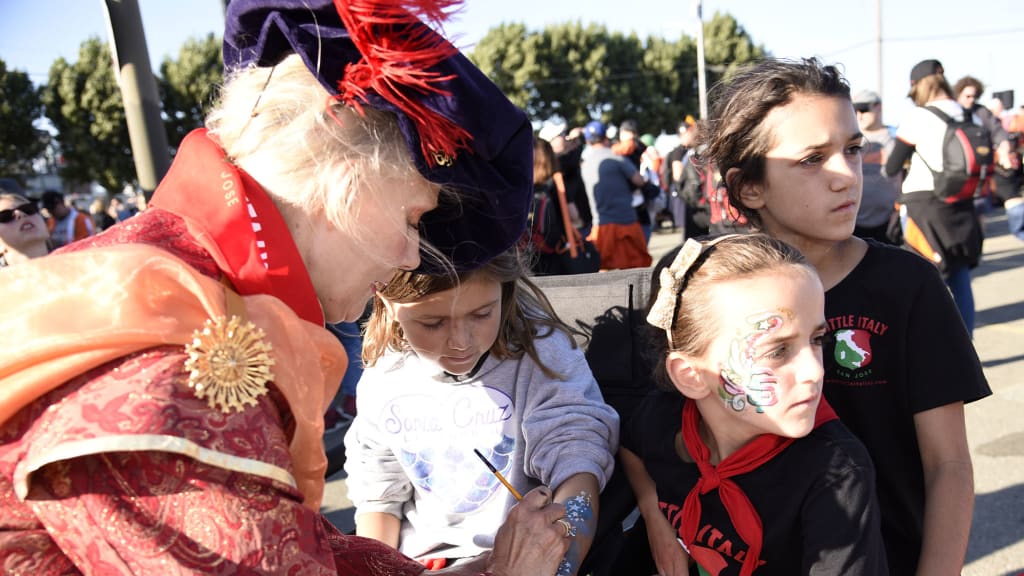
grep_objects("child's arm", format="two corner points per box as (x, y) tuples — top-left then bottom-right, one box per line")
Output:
(552, 472), (599, 576)
(620, 447), (691, 576)
(343, 409), (414, 551)
(355, 511), (403, 549)
(914, 402), (974, 576)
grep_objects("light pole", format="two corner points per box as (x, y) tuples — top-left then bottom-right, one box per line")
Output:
(694, 0), (708, 120)
(102, 0), (170, 199)
(875, 0), (883, 100)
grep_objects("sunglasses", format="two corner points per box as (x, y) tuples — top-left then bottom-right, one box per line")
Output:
(853, 103), (876, 113)
(0, 201), (41, 224)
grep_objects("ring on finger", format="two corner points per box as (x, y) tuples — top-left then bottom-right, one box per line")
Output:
(555, 518), (574, 538)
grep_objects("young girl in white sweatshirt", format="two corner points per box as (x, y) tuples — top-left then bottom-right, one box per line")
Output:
(344, 248), (619, 575)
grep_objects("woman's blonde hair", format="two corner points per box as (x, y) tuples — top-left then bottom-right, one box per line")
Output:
(0, 193), (32, 207)
(206, 53), (448, 268)
(89, 197), (108, 214)
(362, 249), (584, 379)
(648, 234), (815, 391)
(909, 73), (954, 107)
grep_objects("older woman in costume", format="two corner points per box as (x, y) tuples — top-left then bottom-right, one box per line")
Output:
(0, 1), (571, 574)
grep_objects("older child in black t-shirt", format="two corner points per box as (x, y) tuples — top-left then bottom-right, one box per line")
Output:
(700, 57), (990, 574)
(621, 234), (887, 576)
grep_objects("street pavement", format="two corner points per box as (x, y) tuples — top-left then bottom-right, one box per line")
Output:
(320, 208), (1024, 574)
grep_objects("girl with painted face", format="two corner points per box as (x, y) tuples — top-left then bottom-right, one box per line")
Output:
(701, 58), (990, 575)
(620, 234), (887, 576)
(344, 249), (619, 575)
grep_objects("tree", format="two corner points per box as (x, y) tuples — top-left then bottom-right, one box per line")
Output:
(467, 23), (532, 110)
(41, 38), (134, 192)
(469, 14), (764, 135)
(702, 12), (765, 88)
(160, 33), (223, 150)
(524, 22), (612, 126)
(0, 59), (47, 177)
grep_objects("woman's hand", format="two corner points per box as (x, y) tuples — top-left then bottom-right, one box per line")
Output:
(487, 486), (572, 576)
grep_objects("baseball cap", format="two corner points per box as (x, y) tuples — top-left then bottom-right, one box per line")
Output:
(909, 59), (944, 86)
(584, 121), (608, 142)
(640, 133), (656, 147)
(223, 0), (533, 272)
(852, 90), (881, 105)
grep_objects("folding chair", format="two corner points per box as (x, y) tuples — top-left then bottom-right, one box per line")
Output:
(534, 267), (659, 576)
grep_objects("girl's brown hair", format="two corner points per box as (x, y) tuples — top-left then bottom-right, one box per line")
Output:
(362, 248), (584, 379)
(533, 138), (560, 185)
(701, 57), (851, 227)
(648, 234), (815, 391)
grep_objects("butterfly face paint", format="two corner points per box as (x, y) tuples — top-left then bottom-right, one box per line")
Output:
(718, 310), (791, 413)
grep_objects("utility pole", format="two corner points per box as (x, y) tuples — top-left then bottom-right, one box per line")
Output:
(102, 0), (170, 199)
(695, 0), (708, 120)
(875, 0), (883, 99)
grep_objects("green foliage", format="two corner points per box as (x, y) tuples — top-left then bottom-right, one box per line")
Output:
(470, 12), (764, 135)
(702, 12), (766, 87)
(159, 33), (223, 149)
(469, 23), (531, 109)
(41, 38), (134, 192)
(0, 59), (47, 177)
(24, 15), (764, 191)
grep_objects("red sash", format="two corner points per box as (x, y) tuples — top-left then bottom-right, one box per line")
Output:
(149, 129), (323, 326)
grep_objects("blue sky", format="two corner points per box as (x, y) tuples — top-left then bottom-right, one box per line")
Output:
(1, 0), (1022, 128)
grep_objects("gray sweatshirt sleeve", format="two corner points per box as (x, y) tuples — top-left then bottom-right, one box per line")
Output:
(343, 385), (413, 519)
(520, 330), (620, 491)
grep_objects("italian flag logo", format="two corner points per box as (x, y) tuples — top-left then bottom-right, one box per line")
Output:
(834, 328), (873, 370)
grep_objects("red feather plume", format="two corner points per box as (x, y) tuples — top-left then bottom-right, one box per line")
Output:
(333, 0), (474, 167)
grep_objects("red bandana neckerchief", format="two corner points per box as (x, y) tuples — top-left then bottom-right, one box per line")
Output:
(680, 397), (838, 575)
(149, 129), (323, 326)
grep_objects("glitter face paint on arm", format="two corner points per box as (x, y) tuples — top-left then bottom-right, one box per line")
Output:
(556, 491), (594, 576)
(718, 311), (786, 413)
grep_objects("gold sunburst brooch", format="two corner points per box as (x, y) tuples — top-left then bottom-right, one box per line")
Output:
(184, 315), (276, 413)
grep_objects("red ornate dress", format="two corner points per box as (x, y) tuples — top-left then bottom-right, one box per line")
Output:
(0, 131), (428, 575)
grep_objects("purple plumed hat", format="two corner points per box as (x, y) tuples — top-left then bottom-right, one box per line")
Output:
(224, 0), (532, 272)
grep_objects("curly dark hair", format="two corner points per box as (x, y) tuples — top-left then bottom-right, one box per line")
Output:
(953, 75), (984, 100)
(701, 57), (851, 227)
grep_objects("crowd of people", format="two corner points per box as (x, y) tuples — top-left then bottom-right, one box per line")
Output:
(0, 0), (1015, 573)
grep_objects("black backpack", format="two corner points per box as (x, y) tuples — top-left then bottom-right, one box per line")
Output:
(920, 106), (993, 204)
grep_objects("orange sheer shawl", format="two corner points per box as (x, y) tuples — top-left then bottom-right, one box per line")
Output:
(0, 244), (346, 509)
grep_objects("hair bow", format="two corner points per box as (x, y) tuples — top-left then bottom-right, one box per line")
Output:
(647, 235), (740, 348)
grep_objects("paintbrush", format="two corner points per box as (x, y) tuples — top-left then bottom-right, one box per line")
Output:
(473, 448), (522, 501)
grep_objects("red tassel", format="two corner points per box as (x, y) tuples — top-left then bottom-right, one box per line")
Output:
(333, 0), (474, 167)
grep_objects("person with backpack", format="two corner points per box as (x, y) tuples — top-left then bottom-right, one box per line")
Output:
(527, 137), (571, 275)
(883, 59), (989, 336)
(686, 148), (750, 236)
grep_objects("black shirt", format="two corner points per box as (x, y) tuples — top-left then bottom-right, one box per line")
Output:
(623, 390), (888, 575)
(824, 240), (991, 574)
